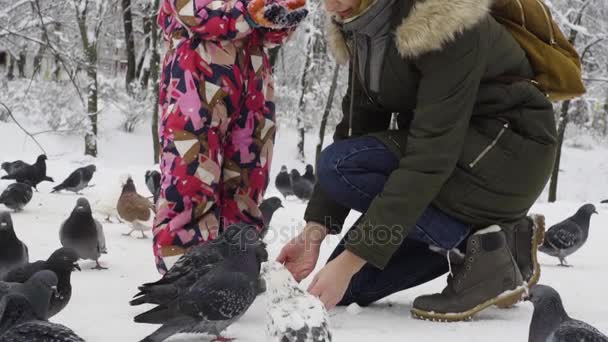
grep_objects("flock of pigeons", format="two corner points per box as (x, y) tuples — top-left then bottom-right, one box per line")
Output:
(1, 153), (607, 341)
(274, 164), (316, 201)
(0, 154), (331, 341)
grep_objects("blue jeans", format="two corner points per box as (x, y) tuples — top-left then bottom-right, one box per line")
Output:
(317, 136), (471, 306)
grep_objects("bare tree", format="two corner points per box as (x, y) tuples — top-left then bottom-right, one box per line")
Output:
(122, 0), (136, 91)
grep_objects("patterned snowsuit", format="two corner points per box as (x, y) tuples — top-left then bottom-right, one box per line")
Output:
(154, 0), (294, 273)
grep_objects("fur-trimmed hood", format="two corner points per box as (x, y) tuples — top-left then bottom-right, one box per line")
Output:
(327, 0), (494, 64)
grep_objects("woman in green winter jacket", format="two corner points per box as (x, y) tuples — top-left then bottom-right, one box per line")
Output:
(277, 0), (557, 321)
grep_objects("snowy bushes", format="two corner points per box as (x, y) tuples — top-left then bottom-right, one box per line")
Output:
(0, 78), (87, 132)
(98, 77), (152, 133)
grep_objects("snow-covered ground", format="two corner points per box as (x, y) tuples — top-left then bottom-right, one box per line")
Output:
(1, 120), (607, 342)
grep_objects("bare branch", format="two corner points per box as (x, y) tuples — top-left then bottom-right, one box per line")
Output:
(0, 102), (47, 155)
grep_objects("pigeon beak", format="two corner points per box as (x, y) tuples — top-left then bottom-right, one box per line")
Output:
(76, 206), (84, 210)
(280, 204), (284, 208)
(51, 285), (59, 298)
(73, 263), (81, 271)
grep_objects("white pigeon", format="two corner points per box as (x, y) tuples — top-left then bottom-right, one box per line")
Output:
(263, 261), (331, 342)
(92, 174), (129, 223)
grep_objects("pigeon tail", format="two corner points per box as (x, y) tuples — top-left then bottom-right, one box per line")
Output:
(134, 304), (172, 324)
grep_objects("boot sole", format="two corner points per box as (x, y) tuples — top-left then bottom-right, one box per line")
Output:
(410, 285), (527, 322)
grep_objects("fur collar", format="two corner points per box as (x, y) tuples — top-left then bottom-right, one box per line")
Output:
(327, 0), (494, 64)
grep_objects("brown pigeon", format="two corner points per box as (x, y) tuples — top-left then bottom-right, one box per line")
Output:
(117, 177), (154, 238)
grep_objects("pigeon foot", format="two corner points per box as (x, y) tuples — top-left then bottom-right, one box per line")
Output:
(92, 261), (108, 270)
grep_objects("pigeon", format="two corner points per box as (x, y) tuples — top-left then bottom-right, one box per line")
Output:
(259, 196), (283, 238)
(60, 198), (108, 270)
(51, 164), (96, 194)
(527, 284), (608, 342)
(134, 241), (267, 342)
(2, 247), (80, 318)
(275, 165), (293, 199)
(0, 270), (58, 322)
(117, 177), (154, 238)
(0, 293), (85, 342)
(130, 223), (267, 307)
(93, 175), (127, 223)
(0, 160), (28, 175)
(0, 183), (33, 212)
(1, 154), (54, 190)
(145, 170), (161, 205)
(264, 261), (331, 342)
(302, 164), (316, 184)
(539, 203), (598, 266)
(0, 212), (28, 279)
(291, 169), (313, 201)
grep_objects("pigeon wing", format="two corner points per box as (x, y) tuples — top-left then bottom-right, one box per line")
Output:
(1, 261), (45, 282)
(60, 170), (83, 189)
(179, 271), (257, 321)
(545, 221), (584, 250)
(0, 320), (85, 342)
(554, 320), (608, 342)
(0, 293), (37, 335)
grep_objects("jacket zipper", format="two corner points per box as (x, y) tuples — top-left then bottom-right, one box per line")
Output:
(468, 122), (509, 168)
(534, 0), (556, 45)
(348, 38), (357, 137)
(514, 0), (526, 27)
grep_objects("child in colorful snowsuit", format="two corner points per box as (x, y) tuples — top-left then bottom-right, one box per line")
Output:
(153, 0), (307, 273)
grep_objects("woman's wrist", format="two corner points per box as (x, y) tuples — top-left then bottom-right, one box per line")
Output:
(336, 249), (366, 276)
(302, 221), (328, 244)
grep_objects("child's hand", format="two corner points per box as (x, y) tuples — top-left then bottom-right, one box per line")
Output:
(247, 0), (308, 29)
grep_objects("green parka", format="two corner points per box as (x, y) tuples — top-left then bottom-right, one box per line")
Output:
(304, 0), (558, 269)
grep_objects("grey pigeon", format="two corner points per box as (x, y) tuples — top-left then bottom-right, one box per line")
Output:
(130, 223), (267, 307)
(0, 270), (58, 322)
(303, 164), (316, 184)
(259, 196), (283, 238)
(1, 155), (54, 191)
(539, 203), (598, 266)
(264, 261), (331, 342)
(1, 160), (29, 175)
(0, 293), (84, 342)
(2, 247), (80, 318)
(0, 212), (28, 279)
(134, 242), (266, 342)
(51, 164), (96, 194)
(60, 198), (108, 270)
(0, 183), (33, 212)
(145, 170), (161, 205)
(275, 165), (293, 199)
(290, 169), (313, 201)
(527, 284), (608, 342)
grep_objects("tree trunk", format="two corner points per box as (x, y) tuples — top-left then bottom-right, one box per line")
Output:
(548, 100), (571, 202)
(268, 46), (281, 71)
(315, 63), (340, 167)
(122, 0), (136, 92)
(296, 37), (313, 162)
(76, 2), (98, 157)
(32, 44), (45, 78)
(17, 50), (26, 78)
(149, 0), (162, 163)
(138, 11), (152, 87)
(7, 53), (15, 80)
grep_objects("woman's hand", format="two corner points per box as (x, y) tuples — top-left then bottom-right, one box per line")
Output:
(276, 222), (327, 282)
(307, 250), (366, 310)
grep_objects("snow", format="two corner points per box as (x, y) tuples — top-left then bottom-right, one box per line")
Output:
(1, 120), (608, 342)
